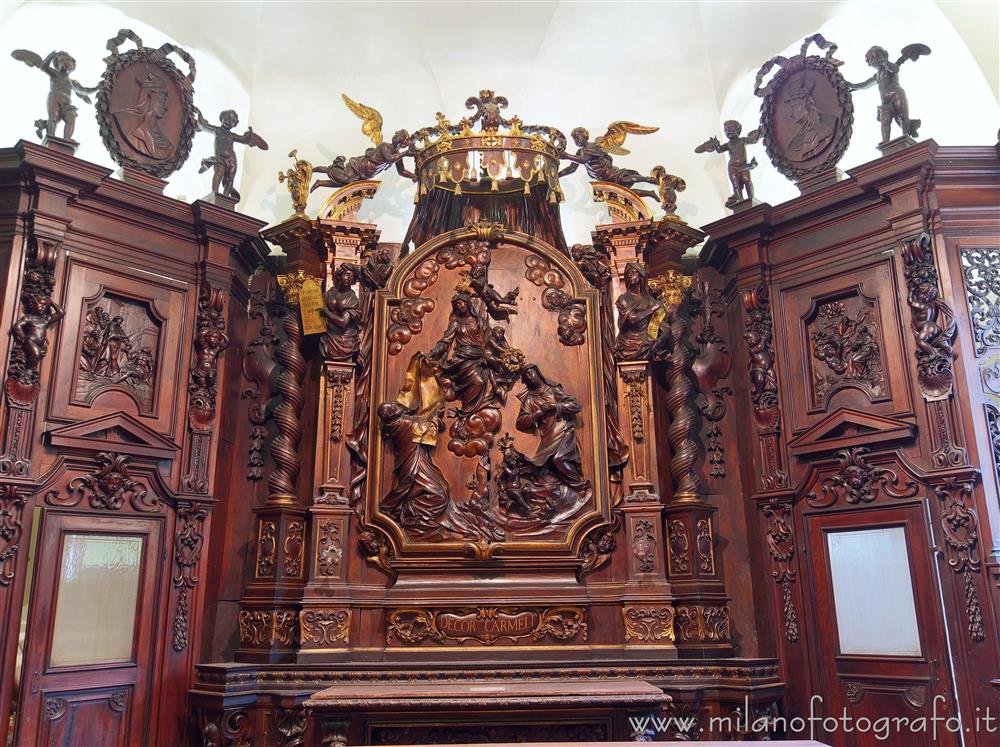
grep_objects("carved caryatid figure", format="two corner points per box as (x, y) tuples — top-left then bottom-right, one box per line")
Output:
(559, 124), (659, 199)
(511, 364), (591, 520)
(849, 44), (930, 145)
(9, 269), (64, 385)
(696, 120), (761, 207)
(113, 65), (173, 159)
(614, 262), (664, 361)
(320, 263), (362, 362)
(195, 108), (268, 200)
(11, 49), (97, 141)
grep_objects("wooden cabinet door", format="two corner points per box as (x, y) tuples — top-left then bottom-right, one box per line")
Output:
(804, 504), (957, 746)
(15, 512), (163, 747)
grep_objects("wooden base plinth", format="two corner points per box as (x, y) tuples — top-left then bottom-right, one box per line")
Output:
(726, 196), (761, 214)
(877, 135), (918, 157)
(191, 658), (786, 743)
(201, 191), (239, 211)
(795, 168), (844, 195)
(40, 135), (78, 155)
(117, 165), (168, 193)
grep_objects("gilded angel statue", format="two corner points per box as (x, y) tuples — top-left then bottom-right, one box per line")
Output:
(278, 149), (313, 214)
(559, 121), (660, 199)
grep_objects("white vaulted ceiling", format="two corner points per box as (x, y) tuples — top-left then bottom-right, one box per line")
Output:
(2, 0), (997, 244)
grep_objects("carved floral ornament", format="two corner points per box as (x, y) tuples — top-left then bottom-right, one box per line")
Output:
(44, 452), (159, 512)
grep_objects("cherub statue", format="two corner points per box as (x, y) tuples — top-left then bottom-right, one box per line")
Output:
(849, 44), (931, 145)
(195, 108), (268, 201)
(649, 165), (686, 219)
(277, 149), (313, 214)
(559, 122), (660, 199)
(11, 49), (97, 142)
(696, 120), (761, 207)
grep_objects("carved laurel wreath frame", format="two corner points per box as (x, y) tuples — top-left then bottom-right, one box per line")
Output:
(754, 34), (854, 181)
(95, 29), (197, 178)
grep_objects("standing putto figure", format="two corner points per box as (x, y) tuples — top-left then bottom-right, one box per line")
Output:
(696, 120), (761, 207)
(11, 49), (97, 141)
(195, 108), (268, 201)
(649, 166), (686, 219)
(849, 44), (931, 145)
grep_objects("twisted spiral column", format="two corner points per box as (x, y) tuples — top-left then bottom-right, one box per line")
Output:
(267, 303), (305, 502)
(665, 300), (705, 502)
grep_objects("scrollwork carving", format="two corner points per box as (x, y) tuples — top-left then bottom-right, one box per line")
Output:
(812, 448), (918, 506)
(901, 234), (956, 401)
(761, 498), (799, 643)
(172, 503), (206, 651)
(300, 609), (350, 646)
(44, 452), (156, 512)
(631, 519), (656, 573)
(934, 477), (985, 642)
(0, 485), (27, 586)
(256, 521), (276, 576)
(621, 368), (646, 442)
(696, 518), (715, 573)
(283, 520), (304, 576)
(668, 520), (689, 574)
(959, 248), (1000, 356)
(316, 520), (342, 577)
(242, 271), (279, 482)
(623, 605), (675, 643)
(674, 604), (731, 642)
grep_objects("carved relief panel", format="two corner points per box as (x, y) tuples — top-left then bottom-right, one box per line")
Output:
(366, 230), (609, 567)
(776, 260), (912, 436)
(75, 292), (161, 412)
(48, 258), (187, 436)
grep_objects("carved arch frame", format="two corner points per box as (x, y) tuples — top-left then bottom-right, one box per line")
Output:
(364, 225), (612, 570)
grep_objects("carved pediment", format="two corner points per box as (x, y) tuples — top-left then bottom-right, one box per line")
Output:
(788, 408), (915, 456)
(46, 412), (179, 460)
